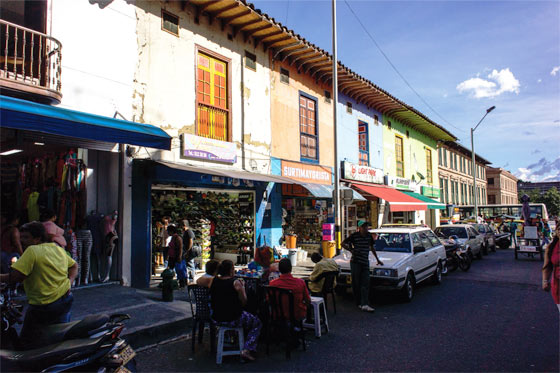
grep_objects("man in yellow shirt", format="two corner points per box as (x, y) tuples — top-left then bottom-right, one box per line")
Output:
(307, 252), (339, 295)
(0, 222), (78, 348)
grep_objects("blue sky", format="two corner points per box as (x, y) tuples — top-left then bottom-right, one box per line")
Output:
(251, 0), (560, 181)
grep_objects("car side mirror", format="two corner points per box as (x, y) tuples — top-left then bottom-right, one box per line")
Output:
(413, 246), (425, 254)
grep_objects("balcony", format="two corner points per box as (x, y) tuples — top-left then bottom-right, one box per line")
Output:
(0, 20), (62, 104)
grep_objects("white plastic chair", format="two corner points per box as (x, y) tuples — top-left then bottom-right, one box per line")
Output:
(303, 296), (329, 338)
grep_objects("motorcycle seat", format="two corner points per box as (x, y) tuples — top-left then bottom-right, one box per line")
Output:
(33, 314), (110, 346)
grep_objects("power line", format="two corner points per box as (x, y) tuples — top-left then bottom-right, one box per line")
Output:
(342, 0), (465, 134)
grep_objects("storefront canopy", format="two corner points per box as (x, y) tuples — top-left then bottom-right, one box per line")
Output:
(302, 183), (366, 201)
(350, 183), (427, 211)
(402, 191), (446, 210)
(0, 96), (172, 150)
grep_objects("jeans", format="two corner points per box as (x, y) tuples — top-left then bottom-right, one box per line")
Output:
(511, 233), (517, 247)
(351, 262), (370, 307)
(20, 292), (73, 349)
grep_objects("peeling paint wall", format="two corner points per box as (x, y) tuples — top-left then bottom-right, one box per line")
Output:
(133, 1), (272, 173)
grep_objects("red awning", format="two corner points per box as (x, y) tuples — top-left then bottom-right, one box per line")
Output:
(351, 183), (427, 211)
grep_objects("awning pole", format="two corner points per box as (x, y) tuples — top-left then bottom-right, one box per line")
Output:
(332, 0), (342, 249)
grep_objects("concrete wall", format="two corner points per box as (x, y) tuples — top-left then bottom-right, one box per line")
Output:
(270, 61), (334, 168)
(337, 93), (383, 170)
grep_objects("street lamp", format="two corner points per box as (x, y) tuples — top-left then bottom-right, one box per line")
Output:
(471, 105), (495, 219)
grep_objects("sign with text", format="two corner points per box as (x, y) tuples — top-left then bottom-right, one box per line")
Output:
(182, 134), (237, 163)
(385, 175), (413, 190)
(342, 161), (384, 184)
(281, 160), (332, 185)
(421, 185), (440, 198)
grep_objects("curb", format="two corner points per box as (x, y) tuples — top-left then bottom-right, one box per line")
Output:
(123, 314), (194, 349)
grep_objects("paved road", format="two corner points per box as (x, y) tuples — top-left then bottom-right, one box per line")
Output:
(136, 249), (559, 372)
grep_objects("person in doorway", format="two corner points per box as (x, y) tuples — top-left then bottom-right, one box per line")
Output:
(0, 222), (78, 349)
(166, 225), (183, 270)
(420, 220), (428, 228)
(196, 259), (220, 288)
(307, 252), (338, 295)
(342, 220), (383, 312)
(181, 220), (196, 283)
(542, 224), (560, 312)
(269, 258), (311, 321)
(1, 213), (23, 273)
(40, 209), (67, 249)
(210, 260), (261, 361)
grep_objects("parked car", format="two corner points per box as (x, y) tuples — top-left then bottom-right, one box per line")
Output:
(434, 224), (483, 260)
(333, 226), (447, 302)
(472, 223), (497, 254)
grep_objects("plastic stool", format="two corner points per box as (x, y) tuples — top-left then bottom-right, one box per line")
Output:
(303, 296), (329, 338)
(216, 326), (244, 364)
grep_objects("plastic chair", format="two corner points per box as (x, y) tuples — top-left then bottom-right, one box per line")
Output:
(264, 286), (306, 359)
(315, 270), (338, 314)
(187, 284), (215, 353)
(303, 296), (330, 338)
(215, 326), (244, 364)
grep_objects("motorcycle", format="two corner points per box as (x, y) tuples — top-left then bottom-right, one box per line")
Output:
(495, 232), (512, 250)
(0, 284), (136, 372)
(442, 235), (471, 272)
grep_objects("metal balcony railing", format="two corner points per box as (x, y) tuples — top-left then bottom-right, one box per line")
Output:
(0, 19), (62, 102)
(196, 103), (229, 141)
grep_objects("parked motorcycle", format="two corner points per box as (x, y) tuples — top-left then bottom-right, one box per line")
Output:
(495, 233), (512, 250)
(442, 235), (471, 272)
(0, 285), (136, 372)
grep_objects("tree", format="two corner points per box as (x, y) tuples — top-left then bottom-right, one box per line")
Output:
(541, 187), (560, 217)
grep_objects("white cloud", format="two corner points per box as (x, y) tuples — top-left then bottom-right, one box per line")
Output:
(551, 66), (560, 76)
(515, 157), (560, 182)
(537, 79), (542, 83)
(456, 68), (520, 98)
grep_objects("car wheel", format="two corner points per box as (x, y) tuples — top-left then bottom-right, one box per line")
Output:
(401, 273), (415, 302)
(467, 249), (474, 262)
(432, 262), (442, 285)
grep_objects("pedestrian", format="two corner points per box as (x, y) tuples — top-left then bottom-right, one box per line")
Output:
(181, 219), (197, 283)
(1, 213), (23, 273)
(210, 260), (261, 361)
(542, 219), (552, 245)
(40, 209), (67, 249)
(166, 225), (182, 270)
(509, 220), (518, 248)
(0, 222), (78, 349)
(341, 220), (383, 312)
(420, 220), (428, 228)
(542, 225), (560, 312)
(477, 214), (484, 224)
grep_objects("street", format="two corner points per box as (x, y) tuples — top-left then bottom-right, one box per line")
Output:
(136, 249), (559, 372)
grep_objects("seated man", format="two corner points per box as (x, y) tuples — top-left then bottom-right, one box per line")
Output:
(269, 258), (310, 321)
(0, 222), (78, 349)
(196, 259), (220, 288)
(307, 252), (338, 295)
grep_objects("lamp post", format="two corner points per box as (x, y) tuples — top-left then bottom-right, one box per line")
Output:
(332, 0), (342, 249)
(471, 105), (495, 219)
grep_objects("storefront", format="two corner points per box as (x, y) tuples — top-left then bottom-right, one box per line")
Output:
(0, 96), (171, 285)
(401, 185), (445, 228)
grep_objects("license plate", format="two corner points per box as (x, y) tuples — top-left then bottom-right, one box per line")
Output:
(116, 345), (136, 366)
(520, 246), (537, 252)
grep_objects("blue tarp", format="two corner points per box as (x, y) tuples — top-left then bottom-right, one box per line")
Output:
(0, 96), (171, 150)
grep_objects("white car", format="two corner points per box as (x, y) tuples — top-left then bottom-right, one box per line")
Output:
(334, 226), (447, 302)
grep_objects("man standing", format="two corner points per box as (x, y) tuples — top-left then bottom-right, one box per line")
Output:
(0, 222), (78, 348)
(510, 219), (518, 248)
(342, 221), (383, 312)
(182, 220), (196, 283)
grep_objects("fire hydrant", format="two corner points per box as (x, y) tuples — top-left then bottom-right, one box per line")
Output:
(161, 268), (177, 302)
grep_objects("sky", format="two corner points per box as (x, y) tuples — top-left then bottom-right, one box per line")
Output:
(251, 0), (560, 182)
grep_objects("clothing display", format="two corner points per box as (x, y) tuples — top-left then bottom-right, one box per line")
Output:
(76, 230), (93, 285)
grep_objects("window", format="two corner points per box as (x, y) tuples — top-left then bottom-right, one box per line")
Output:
(454, 154), (458, 170)
(438, 148), (442, 166)
(280, 68), (289, 84)
(374, 115), (379, 125)
(488, 178), (494, 185)
(426, 231), (441, 247)
(444, 179), (449, 204)
(439, 177), (444, 203)
(299, 94), (318, 162)
(443, 149), (447, 167)
(395, 135), (404, 177)
(488, 194), (496, 204)
(162, 10), (179, 36)
(324, 90), (331, 103)
(346, 102), (353, 114)
(196, 50), (229, 141)
(358, 121), (369, 166)
(244, 51), (256, 70)
(426, 148), (432, 184)
(418, 232), (434, 250)
(388, 120), (392, 129)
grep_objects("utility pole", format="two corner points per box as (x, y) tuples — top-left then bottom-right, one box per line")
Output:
(471, 106), (495, 219)
(332, 0), (342, 249)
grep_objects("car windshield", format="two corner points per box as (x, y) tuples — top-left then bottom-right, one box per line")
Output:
(435, 227), (467, 239)
(375, 233), (411, 253)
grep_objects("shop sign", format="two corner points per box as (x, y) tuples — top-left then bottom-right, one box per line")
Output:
(421, 185), (440, 198)
(182, 134), (237, 163)
(385, 175), (413, 190)
(281, 160), (332, 186)
(342, 161), (383, 184)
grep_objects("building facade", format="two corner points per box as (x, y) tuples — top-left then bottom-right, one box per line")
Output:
(486, 167), (519, 205)
(518, 181), (560, 195)
(438, 141), (490, 210)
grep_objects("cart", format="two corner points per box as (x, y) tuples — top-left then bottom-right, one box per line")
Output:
(514, 226), (543, 260)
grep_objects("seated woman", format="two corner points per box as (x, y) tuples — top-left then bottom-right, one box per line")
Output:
(210, 260), (262, 361)
(196, 259), (220, 288)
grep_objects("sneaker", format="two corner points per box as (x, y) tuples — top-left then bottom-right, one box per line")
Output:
(361, 305), (375, 312)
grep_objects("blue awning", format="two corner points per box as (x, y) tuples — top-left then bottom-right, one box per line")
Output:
(302, 183), (366, 201)
(0, 96), (171, 150)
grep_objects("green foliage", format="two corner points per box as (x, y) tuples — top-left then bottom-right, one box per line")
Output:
(518, 187), (560, 217)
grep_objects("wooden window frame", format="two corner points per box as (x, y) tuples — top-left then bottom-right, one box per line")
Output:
(299, 91), (319, 164)
(395, 135), (404, 178)
(346, 101), (353, 114)
(244, 50), (256, 71)
(161, 10), (179, 36)
(324, 90), (331, 103)
(358, 120), (369, 166)
(194, 45), (232, 142)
